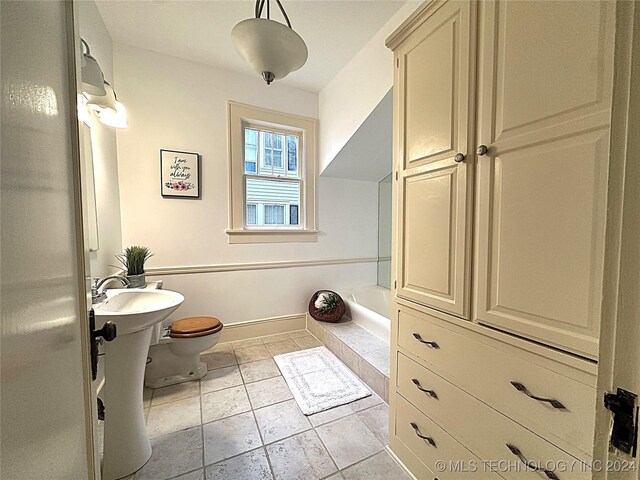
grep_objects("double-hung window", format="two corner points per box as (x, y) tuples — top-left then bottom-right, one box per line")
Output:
(243, 126), (301, 228)
(227, 102), (317, 243)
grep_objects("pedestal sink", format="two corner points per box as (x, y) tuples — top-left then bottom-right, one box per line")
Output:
(96, 288), (184, 480)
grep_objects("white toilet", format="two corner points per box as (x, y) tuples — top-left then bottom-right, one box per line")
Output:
(145, 316), (223, 388)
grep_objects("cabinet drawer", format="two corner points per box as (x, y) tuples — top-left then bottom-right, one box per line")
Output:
(397, 353), (591, 479)
(394, 394), (499, 480)
(397, 308), (596, 455)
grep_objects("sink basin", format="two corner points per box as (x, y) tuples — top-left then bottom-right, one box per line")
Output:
(95, 288), (184, 335)
(97, 288), (184, 480)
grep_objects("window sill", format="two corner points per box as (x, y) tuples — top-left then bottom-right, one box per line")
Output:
(225, 229), (319, 244)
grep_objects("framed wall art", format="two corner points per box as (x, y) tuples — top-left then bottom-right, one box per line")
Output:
(160, 149), (201, 199)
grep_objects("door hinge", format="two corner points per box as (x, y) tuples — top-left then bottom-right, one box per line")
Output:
(604, 388), (638, 456)
(395, 171), (398, 181)
(394, 280), (397, 289)
(396, 58), (399, 68)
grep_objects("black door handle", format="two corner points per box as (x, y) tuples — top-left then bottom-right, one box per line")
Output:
(412, 333), (439, 349)
(510, 382), (566, 410)
(506, 444), (559, 479)
(89, 309), (117, 380)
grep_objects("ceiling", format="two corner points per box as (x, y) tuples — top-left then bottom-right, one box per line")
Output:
(95, 0), (405, 92)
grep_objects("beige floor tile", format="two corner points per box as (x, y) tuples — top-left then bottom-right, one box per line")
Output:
(205, 448), (272, 480)
(203, 411), (262, 465)
(143, 387), (153, 408)
(356, 403), (389, 445)
(146, 396), (201, 438)
(307, 404), (353, 427)
(201, 350), (237, 370)
(239, 358), (281, 384)
(232, 337), (264, 349)
(341, 451), (410, 480)
(293, 334), (322, 350)
(201, 385), (251, 424)
(246, 376), (292, 409)
(151, 380), (200, 406)
(235, 345), (271, 364)
(171, 469), (204, 480)
(254, 399), (311, 444)
(261, 332), (293, 344)
(202, 342), (234, 355)
(200, 365), (243, 394)
(288, 329), (310, 339)
(266, 339), (300, 356)
(135, 426), (203, 480)
(349, 393), (383, 412)
(323, 474), (344, 480)
(266, 430), (337, 480)
(315, 414), (384, 469)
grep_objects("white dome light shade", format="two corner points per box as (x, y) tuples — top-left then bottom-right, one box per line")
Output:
(81, 54), (106, 96)
(85, 82), (117, 112)
(98, 101), (128, 129)
(232, 18), (307, 84)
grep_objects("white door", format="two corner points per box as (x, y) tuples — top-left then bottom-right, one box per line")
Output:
(395, 0), (476, 319)
(474, 0), (615, 359)
(593, 1), (640, 477)
(1, 1), (98, 478)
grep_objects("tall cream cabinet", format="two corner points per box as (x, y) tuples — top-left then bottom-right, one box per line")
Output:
(387, 1), (614, 478)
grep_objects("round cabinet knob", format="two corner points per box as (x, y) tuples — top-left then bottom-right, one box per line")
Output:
(454, 153), (465, 163)
(476, 145), (489, 156)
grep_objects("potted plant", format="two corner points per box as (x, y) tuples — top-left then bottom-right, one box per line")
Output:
(115, 246), (153, 288)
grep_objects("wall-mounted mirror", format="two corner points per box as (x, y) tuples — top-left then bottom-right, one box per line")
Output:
(377, 173), (392, 289)
(82, 123), (99, 251)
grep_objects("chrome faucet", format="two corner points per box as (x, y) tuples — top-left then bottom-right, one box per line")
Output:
(91, 275), (130, 304)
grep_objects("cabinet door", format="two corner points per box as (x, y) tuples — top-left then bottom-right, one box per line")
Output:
(395, 0), (476, 318)
(474, 1), (614, 359)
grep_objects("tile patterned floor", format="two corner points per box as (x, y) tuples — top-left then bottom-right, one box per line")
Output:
(119, 330), (408, 480)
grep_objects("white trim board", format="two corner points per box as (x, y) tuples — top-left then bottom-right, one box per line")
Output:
(218, 313), (307, 343)
(145, 256), (378, 276)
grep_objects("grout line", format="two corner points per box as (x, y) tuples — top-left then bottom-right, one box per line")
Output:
(198, 376), (205, 473)
(244, 378), (278, 480)
(311, 424), (341, 476)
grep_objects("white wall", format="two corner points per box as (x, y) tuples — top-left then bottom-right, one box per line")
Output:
(318, 0), (421, 174)
(113, 44), (379, 324)
(78, 0), (123, 277)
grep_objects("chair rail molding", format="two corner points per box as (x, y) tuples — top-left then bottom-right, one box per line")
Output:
(144, 256), (379, 276)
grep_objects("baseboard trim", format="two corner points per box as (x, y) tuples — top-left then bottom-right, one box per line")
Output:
(145, 257), (378, 277)
(385, 446), (418, 480)
(219, 313), (307, 343)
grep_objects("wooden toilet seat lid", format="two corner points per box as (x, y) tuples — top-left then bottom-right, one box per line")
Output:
(169, 316), (223, 338)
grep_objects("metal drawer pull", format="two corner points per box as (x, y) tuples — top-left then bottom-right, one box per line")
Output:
(411, 378), (438, 399)
(410, 422), (436, 447)
(510, 382), (566, 410)
(506, 444), (559, 480)
(412, 333), (439, 349)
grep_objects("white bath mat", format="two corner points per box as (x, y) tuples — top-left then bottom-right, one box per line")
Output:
(274, 346), (371, 415)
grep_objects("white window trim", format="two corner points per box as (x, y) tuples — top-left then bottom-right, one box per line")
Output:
(227, 101), (317, 244)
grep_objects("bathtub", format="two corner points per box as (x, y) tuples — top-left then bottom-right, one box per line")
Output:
(341, 285), (391, 343)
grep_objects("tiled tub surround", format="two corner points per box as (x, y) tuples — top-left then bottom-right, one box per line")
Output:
(307, 316), (390, 403)
(108, 330), (405, 480)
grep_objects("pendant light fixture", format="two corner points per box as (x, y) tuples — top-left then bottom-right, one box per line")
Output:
(97, 100), (128, 129)
(231, 0), (307, 85)
(85, 81), (117, 112)
(81, 39), (106, 96)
